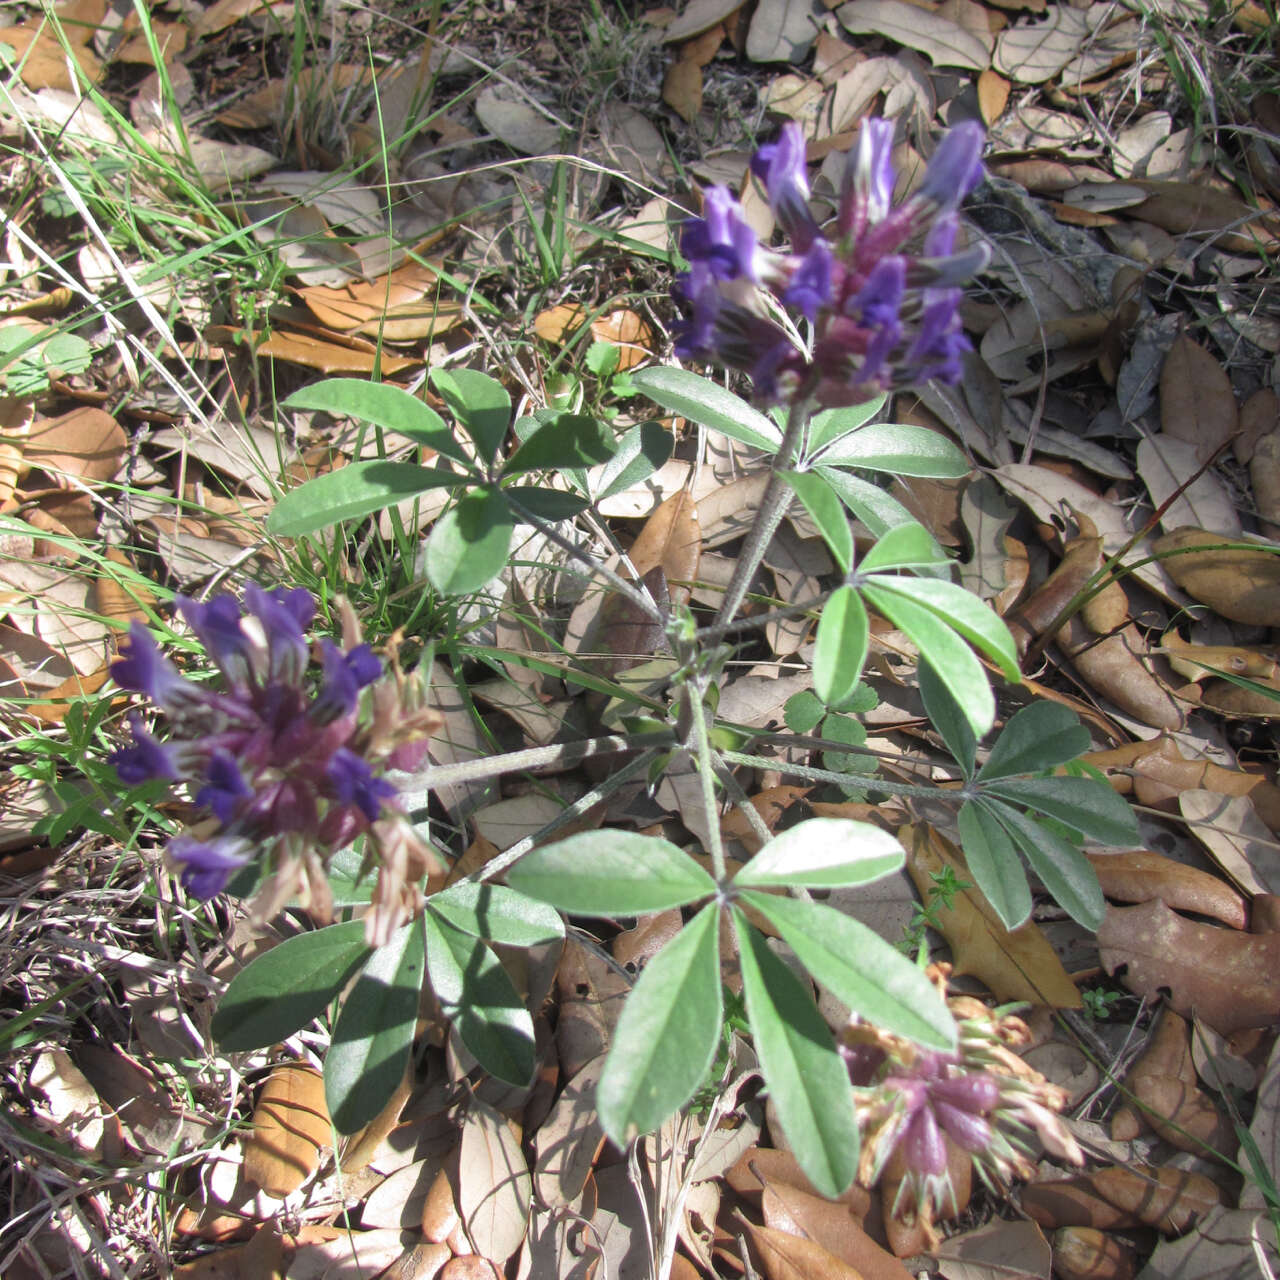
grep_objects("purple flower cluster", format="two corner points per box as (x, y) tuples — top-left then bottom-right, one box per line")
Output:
(848, 990), (1081, 1239)
(111, 587), (442, 941)
(673, 117), (990, 405)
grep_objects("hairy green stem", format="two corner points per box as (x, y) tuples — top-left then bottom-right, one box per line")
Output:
(711, 396), (812, 632)
(686, 679), (727, 882)
(721, 750), (956, 798)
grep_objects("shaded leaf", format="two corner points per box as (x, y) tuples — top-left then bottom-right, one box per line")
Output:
(243, 1065), (330, 1196)
(425, 487), (515, 595)
(427, 883), (564, 947)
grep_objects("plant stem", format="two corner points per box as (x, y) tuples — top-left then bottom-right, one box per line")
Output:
(720, 750), (956, 798)
(711, 396), (812, 632)
(686, 678), (727, 882)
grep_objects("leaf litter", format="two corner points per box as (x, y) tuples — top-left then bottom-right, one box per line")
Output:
(7, 0), (1280, 1276)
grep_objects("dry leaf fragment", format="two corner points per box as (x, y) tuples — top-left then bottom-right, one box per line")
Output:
(837, 0), (992, 70)
(1160, 334), (1238, 463)
(1179, 790), (1280, 897)
(457, 1099), (531, 1267)
(741, 1217), (867, 1280)
(726, 1146), (873, 1217)
(1097, 899), (1280, 1034)
(22, 407), (124, 486)
(242, 1064), (330, 1196)
(1087, 850), (1247, 929)
(663, 55), (703, 121)
(298, 259), (463, 343)
(976, 68), (1010, 123)
(1051, 1226), (1137, 1280)
(901, 824), (1083, 1007)
(627, 489), (701, 607)
(1129, 180), (1280, 253)
(993, 4), (1091, 82)
(1251, 430), (1280, 539)
(761, 1183), (912, 1280)
(209, 326), (417, 376)
(1024, 1165), (1221, 1235)
(1236, 387), (1279, 463)
(1153, 526), (1280, 626)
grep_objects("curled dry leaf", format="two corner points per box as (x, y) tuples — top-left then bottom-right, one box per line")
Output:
(1097, 899), (1280, 1034)
(740, 1216), (867, 1280)
(1154, 526), (1280, 626)
(726, 1145), (873, 1218)
(456, 1099), (531, 1268)
(760, 1182), (911, 1280)
(531, 304), (653, 371)
(1250, 431), (1280, 539)
(1087, 850), (1247, 929)
(627, 489), (701, 608)
(1023, 1164), (1221, 1235)
(1179, 790), (1280, 897)
(21, 407), (125, 486)
(1051, 1226), (1137, 1280)
(902, 823), (1082, 1008)
(242, 1064), (330, 1196)
(1084, 734), (1280, 833)
(297, 259), (464, 343)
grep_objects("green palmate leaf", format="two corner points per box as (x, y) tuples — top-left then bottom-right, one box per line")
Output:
(506, 831), (715, 916)
(740, 892), (955, 1051)
(815, 466), (917, 539)
(430, 367), (512, 464)
(735, 818), (902, 890)
(504, 486), (590, 521)
(984, 798), (1106, 931)
(325, 919), (423, 1133)
(595, 420), (674, 501)
(861, 583), (995, 736)
(813, 585), (869, 706)
(861, 575), (1020, 682)
(212, 920), (370, 1052)
(596, 904), (722, 1144)
(814, 422), (970, 477)
(805, 395), (887, 454)
(918, 659), (977, 778)
(503, 413), (617, 475)
(732, 911), (858, 1198)
(629, 366), (782, 454)
(857, 520), (950, 573)
(783, 689), (826, 735)
(976, 702), (1092, 780)
(782, 470), (852, 572)
(425, 487), (515, 595)
(957, 799), (1032, 930)
(981, 775), (1140, 847)
(427, 883), (565, 947)
(268, 462), (464, 538)
(423, 912), (535, 1085)
(282, 378), (467, 464)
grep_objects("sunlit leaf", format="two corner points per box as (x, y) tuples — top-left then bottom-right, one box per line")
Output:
(268, 462), (463, 538)
(427, 883), (565, 947)
(814, 421), (970, 477)
(741, 891), (955, 1050)
(630, 366), (782, 453)
(813, 585), (868, 707)
(735, 818), (902, 889)
(325, 919), (422, 1133)
(918, 659), (977, 778)
(733, 911), (858, 1198)
(597, 904), (722, 1143)
(507, 831), (716, 915)
(423, 912), (535, 1085)
(431, 367), (511, 464)
(805, 394), (887, 454)
(425, 487), (515, 594)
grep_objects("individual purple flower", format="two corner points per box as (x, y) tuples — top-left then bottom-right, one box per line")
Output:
(112, 715), (180, 784)
(327, 747), (397, 821)
(673, 117), (989, 405)
(168, 834), (253, 899)
(110, 587), (444, 941)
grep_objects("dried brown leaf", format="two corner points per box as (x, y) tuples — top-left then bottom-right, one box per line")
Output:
(1097, 899), (1280, 1034)
(456, 1098), (531, 1267)
(741, 1217), (866, 1280)
(22, 407), (124, 486)
(1050, 1226), (1137, 1280)
(761, 1183), (912, 1279)
(837, 0), (992, 69)
(901, 823), (1083, 1007)
(1154, 526), (1280, 626)
(242, 1064), (330, 1196)
(662, 56), (702, 122)
(1087, 850), (1246, 928)
(1160, 334), (1238, 463)
(298, 259), (463, 343)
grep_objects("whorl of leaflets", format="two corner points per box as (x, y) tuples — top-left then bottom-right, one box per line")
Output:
(672, 117), (990, 405)
(110, 587), (443, 945)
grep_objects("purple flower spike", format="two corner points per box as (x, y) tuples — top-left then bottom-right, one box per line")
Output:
(168, 834), (253, 899)
(244, 583), (312, 684)
(752, 121), (820, 251)
(315, 640), (383, 722)
(918, 121), (985, 212)
(669, 115), (987, 405)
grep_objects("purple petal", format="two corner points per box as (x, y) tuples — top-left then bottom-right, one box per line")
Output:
(681, 187), (760, 282)
(167, 834), (253, 899)
(752, 122), (820, 251)
(314, 640), (382, 723)
(929, 1072), (1001, 1114)
(840, 117), (896, 239)
(326, 747), (396, 821)
(112, 623), (194, 708)
(934, 1101), (993, 1154)
(244, 583), (312, 683)
(196, 750), (253, 824)
(112, 715), (181, 784)
(852, 256), (905, 329)
(177, 595), (250, 679)
(918, 121), (985, 211)
(783, 239), (834, 322)
(903, 1103), (948, 1176)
